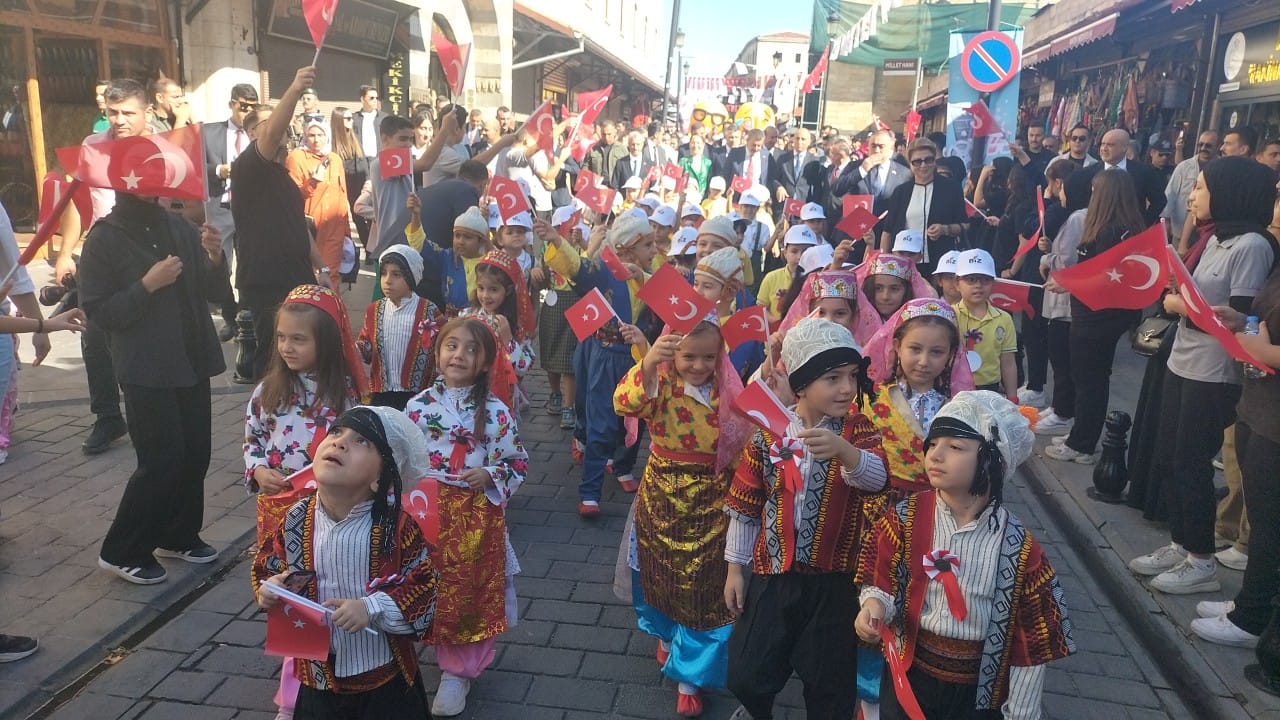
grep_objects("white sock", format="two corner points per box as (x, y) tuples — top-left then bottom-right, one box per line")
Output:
(581, 500), (599, 507)
(1188, 555), (1215, 571)
(860, 700), (881, 720)
(678, 682), (698, 695)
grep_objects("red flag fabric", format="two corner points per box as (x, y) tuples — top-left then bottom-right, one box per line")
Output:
(730, 175), (751, 194)
(662, 162), (683, 184)
(574, 169), (596, 194)
(431, 33), (469, 96)
(573, 85), (613, 128)
(904, 109), (922, 143)
(964, 199), (985, 219)
(637, 264), (717, 334)
(578, 184), (617, 215)
(640, 166), (660, 196)
(265, 598), (330, 661)
(874, 118), (892, 132)
(732, 379), (794, 437)
(801, 46), (830, 95)
(991, 279), (1037, 319)
(38, 172), (91, 233)
(784, 198), (805, 217)
(1012, 188), (1046, 260)
(880, 625), (927, 720)
(378, 147), (411, 178)
(556, 209), (583, 238)
(721, 305), (770, 350)
(963, 100), (1003, 138)
(405, 478), (440, 544)
(569, 121), (597, 164)
(1166, 246), (1274, 374)
(301, 0), (339, 49)
(836, 206), (880, 241)
(524, 99), (557, 160)
(843, 194), (873, 217)
(488, 176), (531, 223)
(60, 124), (206, 200)
(565, 287), (616, 340)
(600, 242), (631, 281)
(1051, 224), (1168, 311)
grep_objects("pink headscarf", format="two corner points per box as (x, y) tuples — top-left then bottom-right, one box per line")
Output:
(778, 269), (883, 347)
(863, 297), (975, 393)
(854, 251), (938, 303)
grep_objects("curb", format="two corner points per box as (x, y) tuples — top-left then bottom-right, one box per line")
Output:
(1020, 454), (1249, 719)
(17, 381), (255, 411)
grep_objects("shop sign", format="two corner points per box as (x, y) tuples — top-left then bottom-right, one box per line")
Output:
(1219, 22), (1280, 95)
(883, 58), (918, 77)
(268, 0), (397, 60)
(384, 51), (406, 116)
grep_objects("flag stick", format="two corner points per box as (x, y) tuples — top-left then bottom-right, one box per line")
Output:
(3, 178), (83, 288)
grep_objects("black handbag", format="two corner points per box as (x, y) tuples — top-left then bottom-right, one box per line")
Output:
(1131, 314), (1177, 357)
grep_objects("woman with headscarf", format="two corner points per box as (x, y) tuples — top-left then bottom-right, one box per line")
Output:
(1129, 157), (1277, 598)
(287, 120), (351, 291)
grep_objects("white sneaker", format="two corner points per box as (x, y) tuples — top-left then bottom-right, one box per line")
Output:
(1150, 558), (1221, 595)
(1017, 387), (1047, 407)
(1044, 443), (1095, 464)
(432, 674), (471, 717)
(1034, 411), (1074, 435)
(1190, 615), (1259, 647)
(1196, 600), (1236, 618)
(1129, 543), (1188, 576)
(1215, 547), (1249, 571)
(1212, 458), (1225, 471)
(1051, 435), (1070, 446)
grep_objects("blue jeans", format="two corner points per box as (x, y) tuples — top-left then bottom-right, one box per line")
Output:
(572, 337), (636, 502)
(0, 333), (13, 404)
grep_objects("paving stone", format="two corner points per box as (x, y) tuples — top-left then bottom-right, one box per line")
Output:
(139, 611), (234, 654)
(148, 670), (227, 703)
(495, 644), (583, 676)
(93, 649), (188, 699)
(210, 620), (265, 648)
(134, 701), (236, 720)
(525, 598), (601, 625)
(1071, 675), (1163, 709)
(526, 675), (617, 712)
(44, 690), (138, 720)
(203, 676), (279, 710)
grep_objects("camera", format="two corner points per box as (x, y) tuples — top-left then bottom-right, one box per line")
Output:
(39, 272), (77, 310)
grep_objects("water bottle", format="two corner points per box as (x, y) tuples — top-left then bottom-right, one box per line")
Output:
(1243, 316), (1267, 379)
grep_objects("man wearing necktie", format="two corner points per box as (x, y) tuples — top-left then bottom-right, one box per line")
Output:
(775, 129), (814, 217)
(1071, 128), (1167, 225)
(202, 83), (259, 343)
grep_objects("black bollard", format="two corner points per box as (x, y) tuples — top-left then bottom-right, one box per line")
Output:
(1087, 410), (1131, 504)
(231, 308), (256, 384)
(1246, 594), (1280, 697)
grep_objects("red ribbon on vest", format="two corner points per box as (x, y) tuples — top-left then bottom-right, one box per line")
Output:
(923, 548), (967, 621)
(769, 437), (805, 573)
(448, 426), (476, 474)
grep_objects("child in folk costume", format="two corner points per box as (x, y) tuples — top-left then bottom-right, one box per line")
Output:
(404, 317), (528, 717)
(857, 253), (934, 322)
(540, 209), (590, 431)
(693, 246), (764, 379)
(419, 206), (491, 317)
(855, 391), (1075, 720)
(538, 213), (657, 515)
(357, 245), (445, 411)
(723, 318), (889, 720)
(776, 268), (883, 350)
(613, 319), (752, 717)
(253, 406), (439, 719)
(492, 211), (535, 284)
(464, 250), (537, 416)
(244, 285), (367, 720)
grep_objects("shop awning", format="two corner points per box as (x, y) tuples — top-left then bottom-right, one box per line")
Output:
(1170, 0), (1202, 13)
(513, 3), (663, 95)
(1021, 13), (1119, 68)
(917, 91), (947, 111)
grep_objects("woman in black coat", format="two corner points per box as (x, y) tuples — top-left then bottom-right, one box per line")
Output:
(879, 138), (968, 276)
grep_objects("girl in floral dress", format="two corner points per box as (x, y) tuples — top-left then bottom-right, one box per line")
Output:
(243, 284), (367, 720)
(404, 317), (529, 717)
(464, 250), (536, 415)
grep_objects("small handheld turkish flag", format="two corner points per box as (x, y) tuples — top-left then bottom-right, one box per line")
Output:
(38, 172), (91, 232)
(525, 100), (557, 161)
(721, 305), (770, 350)
(556, 209), (583, 238)
(265, 598), (330, 661)
(1051, 224), (1168, 311)
(569, 122), (597, 164)
(990, 279), (1039, 319)
(784, 198), (805, 218)
(880, 625), (927, 720)
(574, 169), (596, 194)
(963, 100), (1003, 138)
(301, 0), (340, 49)
(431, 33), (470, 96)
(964, 199), (985, 219)
(640, 166), (660, 196)
(836, 206), (880, 241)
(637, 264), (717, 334)
(1167, 246), (1273, 374)
(405, 477), (440, 545)
(578, 183), (617, 215)
(566, 288), (617, 340)
(1012, 188), (1046, 260)
(731, 175), (751, 194)
(732, 379), (794, 437)
(842, 194), (873, 217)
(379, 147), (412, 178)
(662, 162), (683, 184)
(489, 176), (532, 223)
(599, 243), (631, 281)
(60, 124), (206, 200)
(574, 85), (613, 128)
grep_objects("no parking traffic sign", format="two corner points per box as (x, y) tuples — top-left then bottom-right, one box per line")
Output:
(960, 31), (1021, 93)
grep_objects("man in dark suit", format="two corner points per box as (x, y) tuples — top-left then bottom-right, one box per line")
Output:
(726, 128), (779, 201)
(1074, 128), (1168, 226)
(611, 129), (655, 192)
(850, 130), (910, 214)
(804, 137), (857, 229)
(351, 84), (388, 164)
(775, 128), (816, 217)
(201, 82), (257, 342)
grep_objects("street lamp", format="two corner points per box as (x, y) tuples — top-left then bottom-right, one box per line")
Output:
(661, 1), (683, 123)
(678, 58), (690, 129)
(819, 10), (839, 131)
(674, 29), (685, 127)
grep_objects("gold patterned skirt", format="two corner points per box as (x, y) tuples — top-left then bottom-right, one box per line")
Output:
(635, 448), (736, 631)
(427, 484), (509, 645)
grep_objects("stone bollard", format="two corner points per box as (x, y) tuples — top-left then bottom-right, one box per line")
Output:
(1087, 410), (1131, 504)
(231, 308), (256, 384)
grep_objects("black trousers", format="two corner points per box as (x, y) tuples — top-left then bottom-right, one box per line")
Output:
(1020, 312), (1048, 392)
(1159, 372), (1240, 556)
(1046, 319), (1074, 418)
(726, 571), (858, 720)
(82, 319), (121, 420)
(240, 286), (291, 382)
(294, 672), (433, 720)
(1230, 421), (1280, 634)
(879, 663), (1001, 720)
(370, 391), (416, 411)
(100, 380), (211, 566)
(1064, 316), (1131, 454)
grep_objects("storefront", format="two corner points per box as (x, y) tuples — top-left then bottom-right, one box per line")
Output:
(1212, 20), (1280, 140)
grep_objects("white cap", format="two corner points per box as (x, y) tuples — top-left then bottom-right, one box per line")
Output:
(623, 176), (642, 190)
(933, 250), (961, 276)
(956, 248), (996, 278)
(892, 229), (925, 254)
(799, 243), (834, 274)
(623, 207), (649, 223)
(504, 211), (533, 229)
(649, 205), (677, 228)
(784, 225), (819, 247)
(781, 318), (861, 388)
(739, 185), (767, 206)
(682, 203), (705, 218)
(635, 196), (661, 210)
(709, 176), (727, 191)
(800, 202), (826, 221)
(551, 205), (578, 227)
(671, 227), (699, 256)
(929, 391), (1034, 480)
(724, 211), (744, 223)
(684, 189), (704, 205)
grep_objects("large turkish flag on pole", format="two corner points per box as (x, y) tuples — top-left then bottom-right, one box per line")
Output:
(1050, 224), (1169, 311)
(56, 124), (206, 201)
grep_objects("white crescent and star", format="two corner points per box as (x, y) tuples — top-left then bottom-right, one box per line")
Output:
(499, 192), (518, 211)
(321, 0), (336, 22)
(1179, 283), (1202, 315)
(408, 489), (431, 520)
(583, 304), (601, 322)
(671, 298), (700, 321)
(1120, 254), (1161, 291)
(990, 292), (1017, 307)
(121, 170), (142, 190)
(741, 311), (767, 334)
(385, 153), (404, 171)
(144, 147), (192, 189)
(745, 410), (774, 430)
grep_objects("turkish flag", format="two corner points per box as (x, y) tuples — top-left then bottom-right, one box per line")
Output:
(405, 477), (440, 545)
(1051, 224), (1168, 311)
(905, 109), (922, 143)
(842, 194), (873, 217)
(431, 33), (470, 96)
(265, 598), (330, 661)
(732, 379), (794, 437)
(301, 0), (339, 49)
(731, 175), (751, 194)
(566, 287), (617, 340)
(637, 264), (717, 334)
(58, 124), (206, 200)
(1167, 246), (1273, 374)
(38, 172), (91, 232)
(964, 199), (985, 219)
(640, 166), (660, 196)
(836, 206), (880, 241)
(662, 162), (683, 184)
(721, 305), (770, 350)
(556, 209), (583, 238)
(269, 464), (320, 505)
(569, 121), (597, 164)
(574, 169), (596, 194)
(488, 176), (531, 223)
(990, 279), (1039, 319)
(801, 46), (829, 95)
(880, 625), (927, 720)
(784, 198), (805, 217)
(573, 85), (612, 129)
(524, 99), (557, 160)
(963, 100), (1003, 138)
(578, 183), (617, 215)
(378, 147), (411, 178)
(600, 242), (631, 281)
(1012, 188), (1046, 260)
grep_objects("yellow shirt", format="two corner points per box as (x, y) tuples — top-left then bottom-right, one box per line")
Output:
(757, 266), (795, 324)
(701, 196), (730, 219)
(953, 300), (1016, 387)
(404, 223), (426, 252)
(613, 363), (720, 455)
(545, 242), (646, 322)
(738, 248), (755, 288)
(652, 252), (669, 273)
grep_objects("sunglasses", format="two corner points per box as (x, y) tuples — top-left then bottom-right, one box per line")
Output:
(1069, 135), (1088, 141)
(236, 101), (257, 112)
(1196, 143), (1215, 148)
(910, 156), (936, 166)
